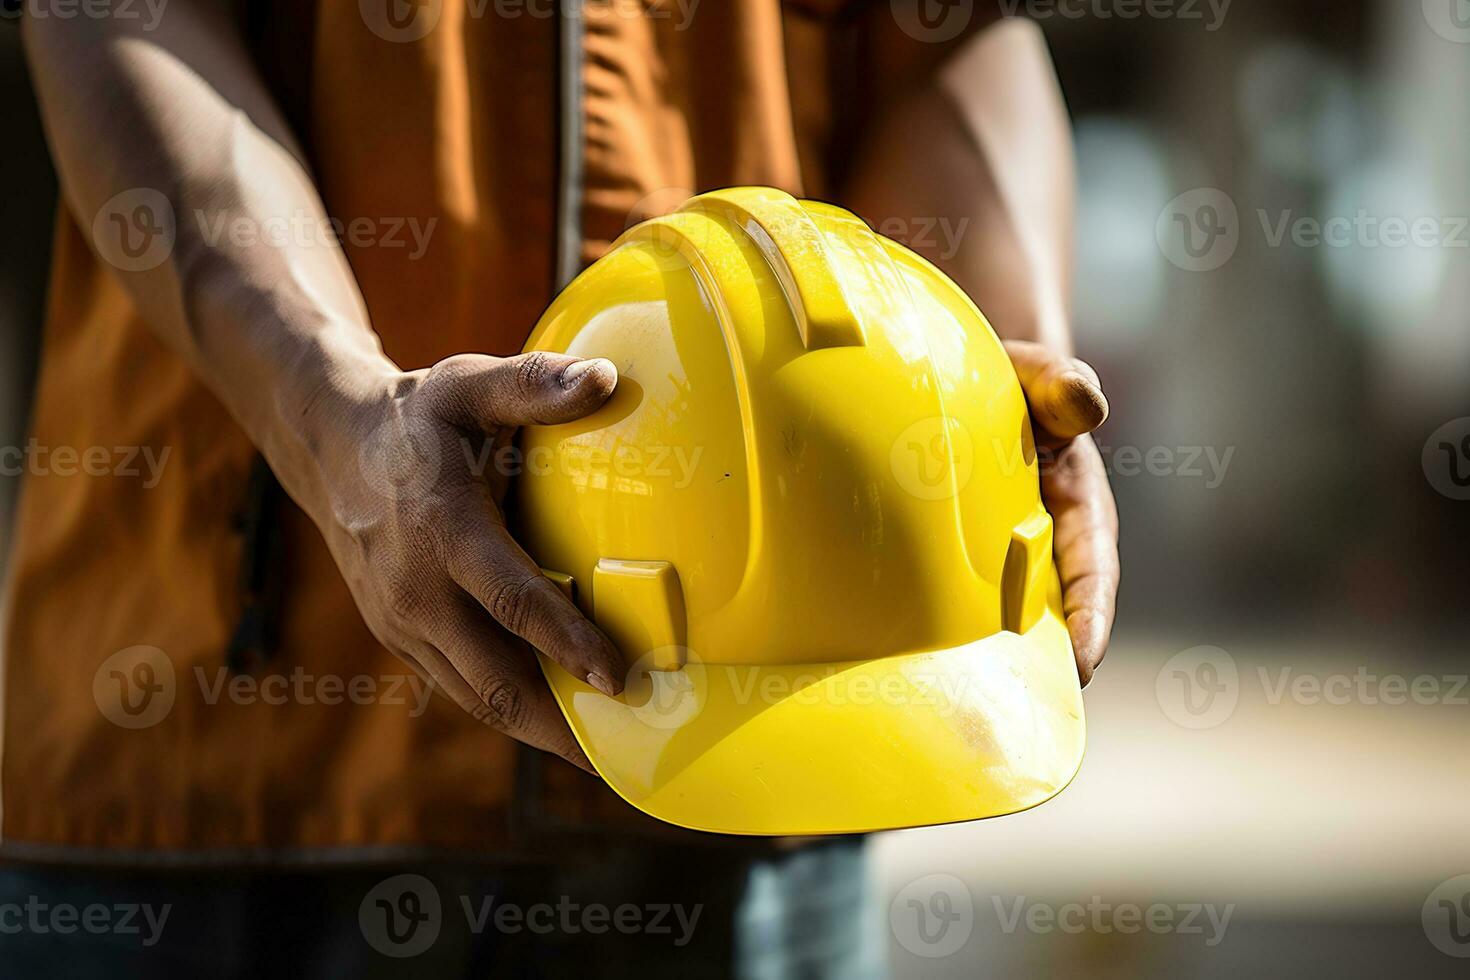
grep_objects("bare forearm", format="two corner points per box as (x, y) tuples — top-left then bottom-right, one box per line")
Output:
(845, 18), (1075, 352)
(22, 3), (394, 507)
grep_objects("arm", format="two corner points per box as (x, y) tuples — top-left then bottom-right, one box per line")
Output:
(23, 3), (624, 766)
(845, 18), (1119, 683)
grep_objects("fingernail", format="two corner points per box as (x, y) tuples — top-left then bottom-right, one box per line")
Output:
(1056, 373), (1109, 426)
(559, 358), (614, 390)
(1060, 370), (1103, 397)
(586, 671), (620, 698)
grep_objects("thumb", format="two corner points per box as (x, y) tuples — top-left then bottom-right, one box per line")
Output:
(429, 351), (619, 429)
(1002, 340), (1108, 441)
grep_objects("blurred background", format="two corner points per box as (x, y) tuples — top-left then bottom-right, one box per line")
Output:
(2, 2), (1467, 976)
(874, 1), (1470, 976)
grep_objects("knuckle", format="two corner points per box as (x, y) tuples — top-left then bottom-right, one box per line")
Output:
(404, 499), (448, 547)
(421, 356), (483, 416)
(384, 575), (426, 623)
(475, 678), (526, 732)
(361, 612), (403, 651)
(426, 353), (478, 389)
(482, 572), (542, 635)
(515, 351), (556, 397)
(346, 520), (387, 564)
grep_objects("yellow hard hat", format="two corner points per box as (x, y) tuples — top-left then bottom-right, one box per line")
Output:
(514, 187), (1084, 836)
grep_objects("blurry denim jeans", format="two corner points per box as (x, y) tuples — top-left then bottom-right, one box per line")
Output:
(0, 837), (878, 978)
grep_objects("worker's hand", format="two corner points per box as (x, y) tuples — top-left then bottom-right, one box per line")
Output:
(1003, 341), (1120, 685)
(308, 351), (625, 771)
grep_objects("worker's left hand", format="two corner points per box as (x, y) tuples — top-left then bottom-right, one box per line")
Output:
(1003, 340), (1119, 685)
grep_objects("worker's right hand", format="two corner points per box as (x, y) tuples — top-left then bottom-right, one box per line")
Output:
(303, 351), (625, 772)
(1002, 340), (1119, 686)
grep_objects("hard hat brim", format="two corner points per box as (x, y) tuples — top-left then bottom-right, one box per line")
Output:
(537, 608), (1085, 836)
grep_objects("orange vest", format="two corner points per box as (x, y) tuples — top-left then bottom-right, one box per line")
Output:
(0, 0), (985, 861)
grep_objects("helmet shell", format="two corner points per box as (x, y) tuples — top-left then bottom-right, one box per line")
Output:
(515, 187), (1055, 668)
(510, 188), (1082, 836)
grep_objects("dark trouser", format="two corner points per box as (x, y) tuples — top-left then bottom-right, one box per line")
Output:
(0, 839), (879, 978)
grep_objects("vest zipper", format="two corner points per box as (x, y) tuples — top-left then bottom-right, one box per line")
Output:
(227, 456), (283, 673)
(554, 0), (585, 291)
(515, 0), (586, 841)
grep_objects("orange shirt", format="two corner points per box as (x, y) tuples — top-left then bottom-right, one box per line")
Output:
(1, 0), (986, 861)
